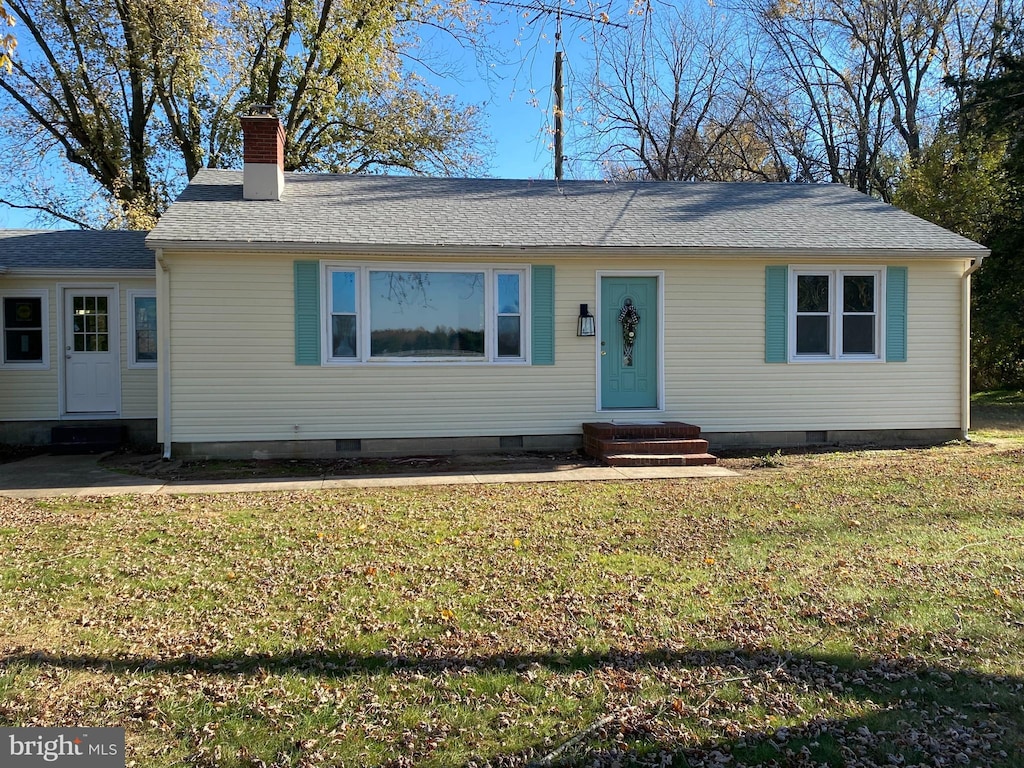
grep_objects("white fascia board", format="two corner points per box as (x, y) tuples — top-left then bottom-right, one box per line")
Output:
(2, 268), (156, 278)
(143, 240), (987, 261)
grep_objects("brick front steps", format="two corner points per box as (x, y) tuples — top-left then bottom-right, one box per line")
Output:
(582, 421), (717, 467)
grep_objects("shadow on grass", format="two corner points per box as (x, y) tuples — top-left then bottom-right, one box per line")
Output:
(4, 646), (1022, 766)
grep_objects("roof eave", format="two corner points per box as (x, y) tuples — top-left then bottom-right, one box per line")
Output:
(0, 268), (156, 277)
(144, 238), (988, 260)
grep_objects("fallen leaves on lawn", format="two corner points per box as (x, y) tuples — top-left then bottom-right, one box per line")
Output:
(0, 441), (1023, 766)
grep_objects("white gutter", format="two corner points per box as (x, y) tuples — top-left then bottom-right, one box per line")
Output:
(1, 268), (156, 278)
(142, 239), (989, 261)
(155, 249), (173, 459)
(961, 254), (988, 440)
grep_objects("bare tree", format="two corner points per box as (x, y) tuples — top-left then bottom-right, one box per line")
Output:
(579, 0), (1018, 197)
(585, 2), (784, 181)
(747, 0), (897, 196)
(749, 0), (1019, 195)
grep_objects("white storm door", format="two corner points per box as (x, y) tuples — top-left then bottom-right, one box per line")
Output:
(64, 289), (120, 414)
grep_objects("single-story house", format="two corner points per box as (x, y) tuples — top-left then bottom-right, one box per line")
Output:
(2, 113), (988, 460)
(0, 230), (157, 446)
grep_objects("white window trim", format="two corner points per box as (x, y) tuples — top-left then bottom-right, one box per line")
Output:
(320, 262), (531, 365)
(0, 289), (50, 370)
(788, 267), (885, 363)
(127, 290), (158, 369)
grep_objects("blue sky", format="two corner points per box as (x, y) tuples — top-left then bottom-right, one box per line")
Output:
(419, 5), (605, 181)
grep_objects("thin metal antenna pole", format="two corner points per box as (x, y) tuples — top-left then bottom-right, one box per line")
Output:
(553, 2), (564, 180)
(486, 0), (625, 180)
(554, 49), (564, 180)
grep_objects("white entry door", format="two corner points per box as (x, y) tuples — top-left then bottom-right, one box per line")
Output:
(64, 289), (120, 414)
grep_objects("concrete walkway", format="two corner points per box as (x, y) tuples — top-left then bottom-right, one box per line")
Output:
(0, 453), (739, 499)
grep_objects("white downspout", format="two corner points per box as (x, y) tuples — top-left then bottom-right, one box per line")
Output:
(156, 250), (173, 459)
(961, 255), (987, 441)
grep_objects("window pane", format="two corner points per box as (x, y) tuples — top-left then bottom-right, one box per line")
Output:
(843, 315), (875, 355)
(5, 330), (42, 362)
(497, 273), (520, 314)
(844, 276), (875, 312)
(796, 316), (829, 355)
(136, 332), (157, 361)
(133, 296), (157, 363)
(332, 271), (356, 314)
(497, 315), (521, 357)
(369, 271), (485, 357)
(135, 297), (156, 330)
(4, 298), (41, 329)
(797, 275), (830, 312)
(331, 315), (358, 358)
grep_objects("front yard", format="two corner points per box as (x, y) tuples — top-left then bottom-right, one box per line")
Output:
(1, 404), (1023, 766)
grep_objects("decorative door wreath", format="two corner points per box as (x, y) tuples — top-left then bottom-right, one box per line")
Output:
(618, 298), (640, 366)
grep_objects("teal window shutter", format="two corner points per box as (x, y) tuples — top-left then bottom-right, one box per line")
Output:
(765, 265), (788, 363)
(886, 266), (907, 362)
(531, 265), (555, 365)
(294, 261), (321, 366)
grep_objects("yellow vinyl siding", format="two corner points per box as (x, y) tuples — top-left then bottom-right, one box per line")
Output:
(0, 279), (58, 420)
(119, 278), (158, 418)
(162, 251), (964, 442)
(664, 259), (962, 432)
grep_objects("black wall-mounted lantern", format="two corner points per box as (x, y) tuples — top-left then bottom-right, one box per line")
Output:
(577, 303), (596, 337)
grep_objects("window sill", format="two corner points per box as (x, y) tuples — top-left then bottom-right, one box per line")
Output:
(322, 359), (530, 367)
(0, 362), (50, 371)
(788, 355), (883, 363)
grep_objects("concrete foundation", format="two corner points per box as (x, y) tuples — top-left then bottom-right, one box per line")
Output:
(173, 433), (584, 460)
(0, 419), (158, 449)
(704, 428), (963, 450)
(169, 427), (961, 460)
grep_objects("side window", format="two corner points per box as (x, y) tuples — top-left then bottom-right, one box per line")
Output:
(129, 292), (157, 367)
(842, 275), (877, 356)
(496, 272), (523, 359)
(789, 269), (882, 361)
(795, 274), (831, 356)
(2, 294), (48, 368)
(330, 271), (358, 358)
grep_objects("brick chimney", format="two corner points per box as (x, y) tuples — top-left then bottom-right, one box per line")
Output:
(240, 106), (285, 201)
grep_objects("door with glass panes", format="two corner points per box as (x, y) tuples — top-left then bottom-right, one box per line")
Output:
(64, 289), (119, 413)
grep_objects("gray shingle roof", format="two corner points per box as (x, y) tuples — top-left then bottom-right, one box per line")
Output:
(0, 230), (154, 271)
(147, 169), (985, 255)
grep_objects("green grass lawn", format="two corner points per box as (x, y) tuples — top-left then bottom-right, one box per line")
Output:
(2, 399), (1023, 766)
(972, 388), (1024, 438)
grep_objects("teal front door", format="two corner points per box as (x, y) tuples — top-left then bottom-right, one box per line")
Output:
(600, 276), (659, 410)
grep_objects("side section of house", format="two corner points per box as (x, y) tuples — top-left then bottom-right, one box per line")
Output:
(158, 249), (968, 458)
(0, 231), (157, 446)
